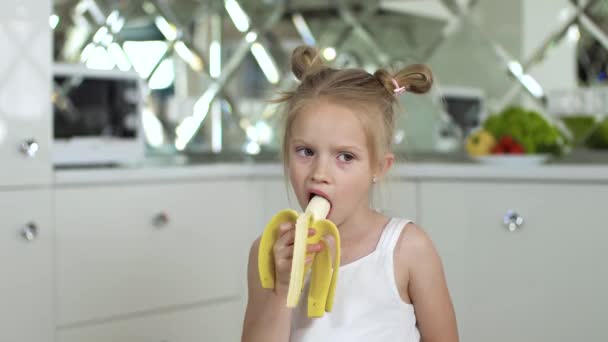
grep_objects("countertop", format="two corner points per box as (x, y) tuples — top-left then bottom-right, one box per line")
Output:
(54, 158), (608, 186)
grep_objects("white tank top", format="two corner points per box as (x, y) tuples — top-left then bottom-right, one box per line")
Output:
(290, 217), (420, 342)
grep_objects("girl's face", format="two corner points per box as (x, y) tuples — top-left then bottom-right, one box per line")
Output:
(288, 99), (376, 226)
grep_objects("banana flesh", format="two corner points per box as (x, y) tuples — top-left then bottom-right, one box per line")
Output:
(258, 196), (341, 318)
(306, 195), (331, 221)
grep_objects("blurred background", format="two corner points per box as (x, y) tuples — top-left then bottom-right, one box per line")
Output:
(2, 1), (608, 342)
(49, 0), (608, 166)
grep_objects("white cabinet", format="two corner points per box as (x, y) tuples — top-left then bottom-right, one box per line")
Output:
(0, 0), (52, 187)
(0, 2), (53, 342)
(419, 181), (608, 342)
(374, 179), (418, 222)
(258, 179), (294, 230)
(54, 180), (257, 340)
(57, 300), (242, 342)
(0, 189), (53, 342)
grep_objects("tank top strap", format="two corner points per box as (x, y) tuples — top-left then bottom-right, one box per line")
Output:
(376, 217), (413, 254)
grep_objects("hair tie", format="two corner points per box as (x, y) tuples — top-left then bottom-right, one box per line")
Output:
(391, 78), (407, 95)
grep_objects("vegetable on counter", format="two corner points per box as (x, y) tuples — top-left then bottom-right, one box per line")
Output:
(587, 117), (608, 149)
(491, 136), (525, 154)
(560, 116), (599, 146)
(482, 106), (569, 156)
(465, 129), (496, 156)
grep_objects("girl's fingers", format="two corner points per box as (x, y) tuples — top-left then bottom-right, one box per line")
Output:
(307, 243), (323, 252)
(276, 228), (295, 247)
(279, 222), (293, 235)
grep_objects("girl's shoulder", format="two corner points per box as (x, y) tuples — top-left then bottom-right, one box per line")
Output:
(394, 221), (441, 272)
(397, 222), (434, 252)
(392, 220), (459, 341)
(392, 221), (444, 303)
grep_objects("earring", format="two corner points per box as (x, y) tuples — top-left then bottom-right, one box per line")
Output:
(372, 176), (377, 183)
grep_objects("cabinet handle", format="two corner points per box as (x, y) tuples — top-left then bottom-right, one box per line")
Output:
(503, 210), (524, 232)
(20, 138), (39, 157)
(21, 222), (39, 241)
(153, 212), (169, 227)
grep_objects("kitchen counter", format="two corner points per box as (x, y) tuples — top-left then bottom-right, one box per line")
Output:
(54, 159), (608, 185)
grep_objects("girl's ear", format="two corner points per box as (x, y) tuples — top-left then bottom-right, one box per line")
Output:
(376, 152), (395, 179)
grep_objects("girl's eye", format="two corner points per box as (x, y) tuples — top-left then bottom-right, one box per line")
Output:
(338, 153), (355, 162)
(296, 147), (314, 157)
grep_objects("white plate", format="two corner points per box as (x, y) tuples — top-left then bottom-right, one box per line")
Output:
(472, 154), (551, 166)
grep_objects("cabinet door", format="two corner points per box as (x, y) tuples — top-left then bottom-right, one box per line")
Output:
(55, 180), (257, 337)
(374, 179), (418, 222)
(420, 181), (608, 342)
(259, 178), (293, 230)
(0, 0), (52, 187)
(57, 299), (242, 342)
(0, 189), (53, 342)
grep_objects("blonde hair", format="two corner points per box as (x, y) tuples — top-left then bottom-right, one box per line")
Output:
(275, 45), (433, 176)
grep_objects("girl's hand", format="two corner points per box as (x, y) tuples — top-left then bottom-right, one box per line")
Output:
(272, 222), (323, 295)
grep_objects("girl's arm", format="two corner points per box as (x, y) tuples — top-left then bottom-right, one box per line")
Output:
(400, 224), (459, 342)
(241, 238), (293, 342)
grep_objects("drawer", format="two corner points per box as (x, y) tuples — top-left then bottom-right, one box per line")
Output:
(55, 180), (257, 325)
(56, 298), (243, 342)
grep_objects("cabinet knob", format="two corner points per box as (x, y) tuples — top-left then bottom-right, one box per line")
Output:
(503, 210), (524, 232)
(20, 138), (39, 157)
(21, 222), (39, 241)
(153, 212), (169, 227)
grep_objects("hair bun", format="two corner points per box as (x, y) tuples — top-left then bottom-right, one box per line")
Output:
(398, 64), (433, 94)
(291, 45), (325, 80)
(374, 64), (433, 96)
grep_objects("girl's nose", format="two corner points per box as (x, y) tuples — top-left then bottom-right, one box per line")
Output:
(311, 172), (328, 183)
(311, 160), (329, 183)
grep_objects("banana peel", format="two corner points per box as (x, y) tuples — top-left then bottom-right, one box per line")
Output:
(258, 196), (341, 318)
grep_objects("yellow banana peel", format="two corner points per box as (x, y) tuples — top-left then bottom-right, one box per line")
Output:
(258, 196), (341, 318)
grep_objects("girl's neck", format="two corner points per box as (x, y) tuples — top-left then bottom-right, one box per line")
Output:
(337, 207), (388, 249)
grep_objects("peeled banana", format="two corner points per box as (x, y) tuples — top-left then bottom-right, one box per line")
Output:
(258, 196), (341, 318)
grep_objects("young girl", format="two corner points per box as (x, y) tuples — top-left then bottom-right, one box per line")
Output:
(241, 46), (458, 342)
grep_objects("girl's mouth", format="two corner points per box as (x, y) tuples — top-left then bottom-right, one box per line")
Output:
(307, 190), (333, 219)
